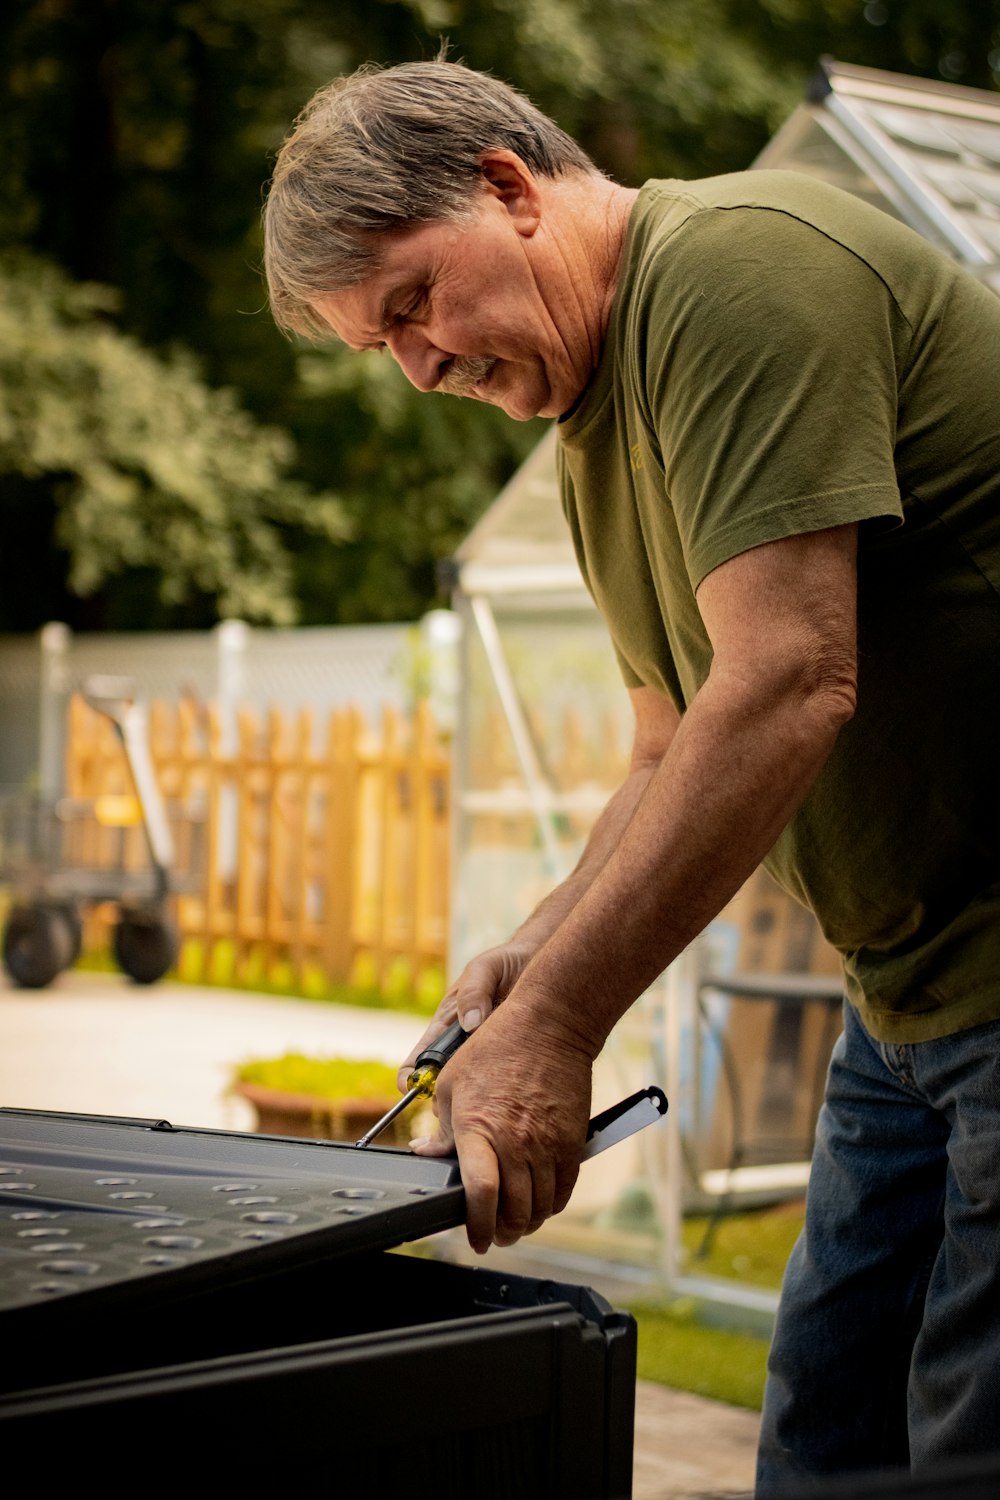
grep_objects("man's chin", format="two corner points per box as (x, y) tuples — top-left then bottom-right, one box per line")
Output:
(440, 363), (549, 421)
(499, 400), (544, 422)
(490, 372), (553, 422)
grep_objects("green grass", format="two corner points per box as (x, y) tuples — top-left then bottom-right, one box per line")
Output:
(175, 937), (445, 1014)
(629, 1296), (771, 1410)
(71, 932), (446, 1016)
(681, 1201), (804, 1289)
(624, 1202), (805, 1410)
(75, 928), (447, 1018)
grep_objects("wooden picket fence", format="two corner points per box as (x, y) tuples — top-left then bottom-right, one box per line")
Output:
(65, 693), (451, 997)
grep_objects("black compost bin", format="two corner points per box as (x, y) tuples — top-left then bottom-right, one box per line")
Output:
(0, 1107), (636, 1498)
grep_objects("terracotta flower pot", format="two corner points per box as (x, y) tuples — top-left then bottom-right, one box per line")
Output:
(233, 1080), (413, 1147)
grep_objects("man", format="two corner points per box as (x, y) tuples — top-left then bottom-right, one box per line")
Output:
(263, 59), (1000, 1489)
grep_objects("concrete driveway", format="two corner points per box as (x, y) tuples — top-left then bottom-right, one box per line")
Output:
(0, 966), (424, 1131)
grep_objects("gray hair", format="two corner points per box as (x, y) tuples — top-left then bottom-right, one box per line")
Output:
(263, 60), (600, 339)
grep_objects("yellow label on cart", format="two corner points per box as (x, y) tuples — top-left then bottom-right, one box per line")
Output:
(94, 794), (142, 827)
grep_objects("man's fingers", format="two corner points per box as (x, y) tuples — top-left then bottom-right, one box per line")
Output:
(394, 951), (511, 1091)
(516, 1157), (557, 1240)
(409, 1131), (455, 1157)
(448, 949), (514, 1032)
(409, 1072), (453, 1153)
(410, 1085), (546, 1250)
(461, 1137), (575, 1248)
(456, 1133), (501, 1255)
(492, 1159), (535, 1247)
(405, 998), (593, 1254)
(553, 1157), (580, 1219)
(412, 1120), (582, 1249)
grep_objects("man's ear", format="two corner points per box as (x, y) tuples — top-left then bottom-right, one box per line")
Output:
(479, 149), (542, 235)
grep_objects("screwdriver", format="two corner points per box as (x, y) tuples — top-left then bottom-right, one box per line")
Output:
(355, 1018), (468, 1147)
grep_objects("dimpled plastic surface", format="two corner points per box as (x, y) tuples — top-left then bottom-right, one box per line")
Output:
(0, 1106), (465, 1316)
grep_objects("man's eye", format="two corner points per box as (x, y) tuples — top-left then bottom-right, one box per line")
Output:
(401, 290), (428, 321)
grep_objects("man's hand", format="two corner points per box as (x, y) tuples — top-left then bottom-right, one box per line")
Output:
(411, 991), (593, 1254)
(395, 940), (535, 1093)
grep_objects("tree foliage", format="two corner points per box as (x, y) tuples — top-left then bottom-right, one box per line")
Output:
(0, 0), (996, 630)
(0, 251), (345, 627)
(288, 346), (545, 624)
(719, 1), (1000, 95)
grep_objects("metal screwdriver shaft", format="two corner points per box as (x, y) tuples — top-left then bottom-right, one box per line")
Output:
(355, 1019), (468, 1147)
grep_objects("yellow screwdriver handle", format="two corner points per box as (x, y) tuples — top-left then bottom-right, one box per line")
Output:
(405, 1019), (468, 1096)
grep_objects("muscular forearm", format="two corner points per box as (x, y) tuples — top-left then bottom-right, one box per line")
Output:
(511, 668), (852, 1058)
(398, 756), (664, 1068)
(509, 762), (660, 951)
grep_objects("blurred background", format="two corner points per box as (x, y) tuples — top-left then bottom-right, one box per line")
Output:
(1, 0), (997, 641)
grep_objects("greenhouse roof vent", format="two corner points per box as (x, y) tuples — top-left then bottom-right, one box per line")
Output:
(756, 57), (1000, 293)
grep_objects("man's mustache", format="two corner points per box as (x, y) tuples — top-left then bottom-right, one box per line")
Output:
(439, 355), (496, 396)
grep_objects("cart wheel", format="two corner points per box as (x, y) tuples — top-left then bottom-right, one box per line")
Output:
(49, 902), (83, 968)
(2, 904), (76, 989)
(112, 914), (179, 985)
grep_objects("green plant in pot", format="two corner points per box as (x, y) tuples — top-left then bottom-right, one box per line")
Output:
(231, 1053), (423, 1147)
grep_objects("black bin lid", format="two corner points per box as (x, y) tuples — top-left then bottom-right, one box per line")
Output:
(0, 1107), (465, 1320)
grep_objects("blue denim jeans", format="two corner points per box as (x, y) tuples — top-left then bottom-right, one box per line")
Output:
(756, 1000), (1000, 1494)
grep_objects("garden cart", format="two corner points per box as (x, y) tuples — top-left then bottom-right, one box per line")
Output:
(0, 675), (202, 989)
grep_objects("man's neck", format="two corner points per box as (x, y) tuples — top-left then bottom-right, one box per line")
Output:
(596, 182), (641, 339)
(538, 173), (640, 408)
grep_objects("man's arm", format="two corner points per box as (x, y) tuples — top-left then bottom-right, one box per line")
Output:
(422, 523), (858, 1253)
(396, 686), (679, 1083)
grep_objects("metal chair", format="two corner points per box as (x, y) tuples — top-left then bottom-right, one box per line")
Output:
(693, 969), (844, 1257)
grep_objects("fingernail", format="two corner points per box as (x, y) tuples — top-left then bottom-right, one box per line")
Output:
(409, 1135), (431, 1150)
(464, 1008), (482, 1030)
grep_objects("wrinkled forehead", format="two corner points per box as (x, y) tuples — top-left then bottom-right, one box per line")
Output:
(304, 239), (405, 346)
(337, 203), (477, 291)
(311, 213), (482, 347)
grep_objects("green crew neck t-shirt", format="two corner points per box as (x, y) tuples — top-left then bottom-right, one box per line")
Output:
(557, 170), (1000, 1045)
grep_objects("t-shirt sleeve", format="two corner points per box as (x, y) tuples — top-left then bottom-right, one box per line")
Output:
(637, 204), (907, 588)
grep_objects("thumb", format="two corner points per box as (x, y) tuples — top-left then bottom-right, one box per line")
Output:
(410, 1084), (455, 1157)
(409, 1129), (455, 1157)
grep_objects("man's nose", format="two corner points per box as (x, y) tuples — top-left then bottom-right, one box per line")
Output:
(384, 324), (450, 392)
